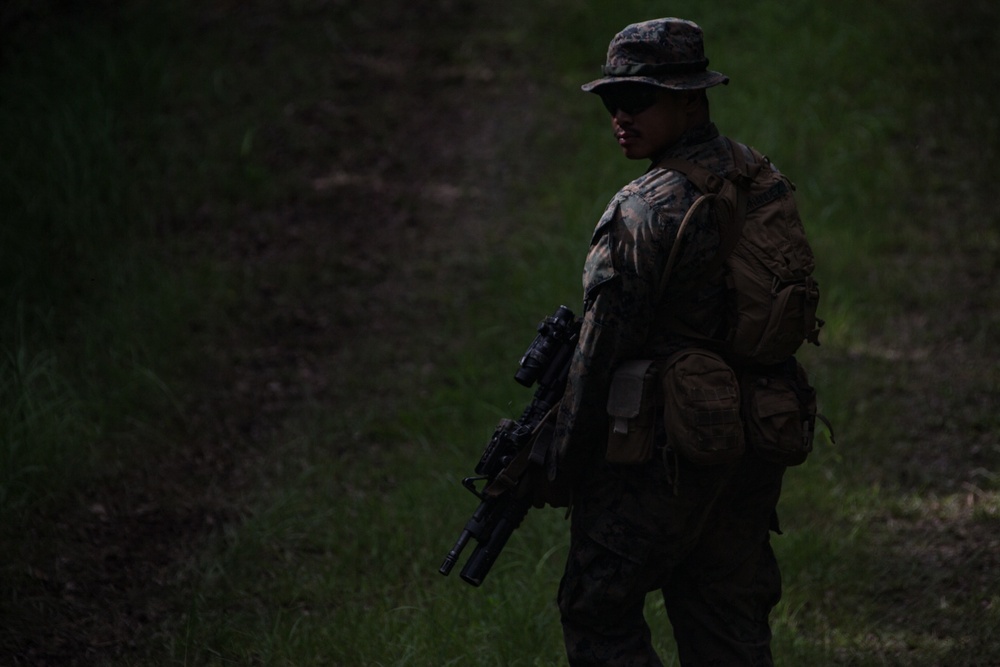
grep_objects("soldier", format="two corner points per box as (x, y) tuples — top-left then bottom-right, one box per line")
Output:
(553, 18), (796, 666)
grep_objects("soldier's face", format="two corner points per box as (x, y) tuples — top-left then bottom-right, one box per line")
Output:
(599, 85), (693, 160)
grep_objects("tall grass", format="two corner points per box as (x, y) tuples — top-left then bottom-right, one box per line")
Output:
(1, 11), (157, 512)
(0, 6), (268, 513)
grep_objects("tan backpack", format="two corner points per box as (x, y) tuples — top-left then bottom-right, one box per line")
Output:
(659, 139), (822, 366)
(605, 140), (829, 469)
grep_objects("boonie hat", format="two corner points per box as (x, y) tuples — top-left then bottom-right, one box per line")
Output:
(581, 18), (729, 93)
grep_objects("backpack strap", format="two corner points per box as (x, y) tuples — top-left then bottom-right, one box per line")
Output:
(657, 192), (714, 298)
(650, 140), (763, 348)
(656, 138), (759, 291)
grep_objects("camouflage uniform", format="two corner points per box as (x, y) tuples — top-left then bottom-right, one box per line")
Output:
(554, 18), (788, 667)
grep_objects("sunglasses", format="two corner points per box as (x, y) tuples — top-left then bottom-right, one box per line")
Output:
(599, 86), (664, 116)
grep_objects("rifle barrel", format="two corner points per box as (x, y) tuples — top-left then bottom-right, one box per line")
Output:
(459, 495), (530, 586)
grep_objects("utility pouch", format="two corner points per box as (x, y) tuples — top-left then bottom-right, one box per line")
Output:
(661, 349), (745, 465)
(742, 361), (817, 466)
(605, 359), (659, 464)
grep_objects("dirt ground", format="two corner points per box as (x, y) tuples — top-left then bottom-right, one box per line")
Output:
(3, 1), (999, 665)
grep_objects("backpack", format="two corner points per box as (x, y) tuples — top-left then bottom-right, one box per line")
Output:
(658, 138), (822, 366)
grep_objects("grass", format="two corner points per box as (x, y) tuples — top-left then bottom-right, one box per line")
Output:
(2, 9), (163, 512)
(2, 0), (999, 665)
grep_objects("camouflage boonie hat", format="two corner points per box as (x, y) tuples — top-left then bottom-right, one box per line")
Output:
(581, 18), (729, 93)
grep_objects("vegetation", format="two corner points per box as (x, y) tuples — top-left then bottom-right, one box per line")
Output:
(2, 0), (998, 665)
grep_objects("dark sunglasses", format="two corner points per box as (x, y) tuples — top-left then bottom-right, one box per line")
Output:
(599, 86), (663, 116)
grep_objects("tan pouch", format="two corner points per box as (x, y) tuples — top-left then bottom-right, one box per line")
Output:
(743, 361), (816, 466)
(661, 349), (745, 465)
(605, 359), (659, 464)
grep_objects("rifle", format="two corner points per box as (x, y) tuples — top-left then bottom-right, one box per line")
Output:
(438, 305), (580, 586)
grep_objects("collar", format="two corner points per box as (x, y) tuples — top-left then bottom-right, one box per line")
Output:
(647, 123), (720, 168)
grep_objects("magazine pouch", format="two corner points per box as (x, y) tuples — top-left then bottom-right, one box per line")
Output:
(661, 349), (745, 465)
(605, 359), (659, 464)
(742, 360), (817, 466)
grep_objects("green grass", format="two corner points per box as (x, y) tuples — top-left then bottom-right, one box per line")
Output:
(2, 0), (999, 665)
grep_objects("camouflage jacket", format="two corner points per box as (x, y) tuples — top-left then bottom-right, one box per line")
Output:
(555, 123), (749, 478)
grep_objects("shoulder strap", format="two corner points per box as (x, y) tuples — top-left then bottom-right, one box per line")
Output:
(657, 193), (714, 298)
(656, 139), (759, 292)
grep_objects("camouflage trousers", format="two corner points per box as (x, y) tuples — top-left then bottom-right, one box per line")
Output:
(558, 451), (785, 667)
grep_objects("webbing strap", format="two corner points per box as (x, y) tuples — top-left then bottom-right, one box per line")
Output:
(657, 138), (759, 292)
